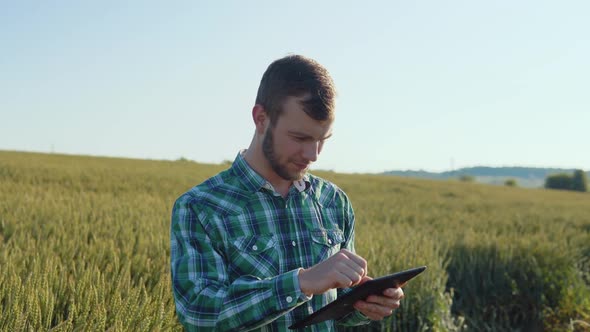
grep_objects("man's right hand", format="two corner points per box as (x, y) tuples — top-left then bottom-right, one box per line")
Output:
(298, 249), (368, 296)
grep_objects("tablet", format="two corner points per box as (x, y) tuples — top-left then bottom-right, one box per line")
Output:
(289, 266), (426, 329)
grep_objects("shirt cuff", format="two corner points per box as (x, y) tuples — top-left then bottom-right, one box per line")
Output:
(273, 268), (312, 311)
(337, 309), (371, 326)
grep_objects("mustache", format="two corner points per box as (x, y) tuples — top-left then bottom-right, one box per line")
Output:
(291, 159), (311, 166)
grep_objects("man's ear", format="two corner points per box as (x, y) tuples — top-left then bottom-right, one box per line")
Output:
(252, 104), (268, 134)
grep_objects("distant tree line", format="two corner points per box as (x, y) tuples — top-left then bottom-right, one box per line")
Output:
(504, 179), (517, 187)
(545, 169), (588, 192)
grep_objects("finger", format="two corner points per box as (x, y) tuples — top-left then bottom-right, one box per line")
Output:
(357, 276), (373, 285)
(368, 303), (395, 317)
(354, 301), (394, 320)
(334, 264), (364, 287)
(330, 272), (353, 289)
(338, 249), (368, 276)
(366, 294), (401, 309)
(339, 258), (367, 280)
(329, 252), (365, 281)
(383, 287), (404, 300)
(361, 310), (383, 321)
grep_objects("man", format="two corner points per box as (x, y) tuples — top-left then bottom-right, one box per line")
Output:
(170, 54), (404, 331)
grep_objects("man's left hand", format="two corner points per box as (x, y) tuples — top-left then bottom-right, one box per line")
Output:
(352, 277), (405, 320)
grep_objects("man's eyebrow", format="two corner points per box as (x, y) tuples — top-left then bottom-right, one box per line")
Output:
(288, 131), (333, 140)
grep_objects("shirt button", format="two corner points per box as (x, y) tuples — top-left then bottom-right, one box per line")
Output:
(291, 241), (296, 247)
(252, 245), (258, 251)
(286, 296), (293, 303)
(328, 239), (333, 245)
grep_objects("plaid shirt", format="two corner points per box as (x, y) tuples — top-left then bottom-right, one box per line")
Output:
(170, 151), (370, 331)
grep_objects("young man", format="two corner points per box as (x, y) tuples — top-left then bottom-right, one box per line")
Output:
(170, 55), (404, 331)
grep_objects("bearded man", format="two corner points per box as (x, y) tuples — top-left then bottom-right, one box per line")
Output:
(170, 55), (404, 331)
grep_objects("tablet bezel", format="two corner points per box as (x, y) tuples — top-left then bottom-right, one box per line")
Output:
(289, 265), (427, 329)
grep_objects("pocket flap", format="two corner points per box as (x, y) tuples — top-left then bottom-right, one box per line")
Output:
(311, 228), (345, 247)
(233, 235), (276, 254)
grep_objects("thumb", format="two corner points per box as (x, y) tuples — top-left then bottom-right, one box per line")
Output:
(358, 276), (373, 285)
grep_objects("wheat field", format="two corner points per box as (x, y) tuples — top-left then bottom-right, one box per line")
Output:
(1, 151), (588, 331)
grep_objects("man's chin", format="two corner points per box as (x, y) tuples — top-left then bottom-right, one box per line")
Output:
(283, 172), (305, 182)
(292, 165), (309, 179)
(293, 172), (306, 181)
(272, 161), (309, 181)
(280, 168), (307, 182)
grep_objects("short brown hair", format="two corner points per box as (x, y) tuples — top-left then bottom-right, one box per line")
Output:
(255, 54), (336, 125)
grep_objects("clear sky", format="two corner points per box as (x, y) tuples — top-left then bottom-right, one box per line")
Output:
(1, 1), (588, 173)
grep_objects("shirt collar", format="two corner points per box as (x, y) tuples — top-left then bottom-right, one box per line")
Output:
(232, 150), (311, 194)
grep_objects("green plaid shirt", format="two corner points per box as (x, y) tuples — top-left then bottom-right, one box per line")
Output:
(170, 151), (370, 331)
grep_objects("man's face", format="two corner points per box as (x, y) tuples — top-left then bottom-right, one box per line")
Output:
(262, 96), (333, 181)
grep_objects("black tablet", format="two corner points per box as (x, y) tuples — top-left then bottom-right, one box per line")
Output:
(289, 266), (427, 329)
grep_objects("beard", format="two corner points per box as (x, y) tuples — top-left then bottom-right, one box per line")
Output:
(262, 127), (306, 181)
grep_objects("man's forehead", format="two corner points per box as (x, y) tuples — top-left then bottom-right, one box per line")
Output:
(278, 110), (333, 135)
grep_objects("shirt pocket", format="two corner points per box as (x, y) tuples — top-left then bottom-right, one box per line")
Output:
(311, 228), (345, 261)
(228, 235), (279, 279)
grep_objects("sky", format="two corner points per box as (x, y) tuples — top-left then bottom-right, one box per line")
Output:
(1, 1), (588, 173)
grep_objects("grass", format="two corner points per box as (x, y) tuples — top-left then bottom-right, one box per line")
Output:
(1, 150), (589, 331)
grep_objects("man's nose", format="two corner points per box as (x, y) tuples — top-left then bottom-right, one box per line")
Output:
(302, 141), (319, 162)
